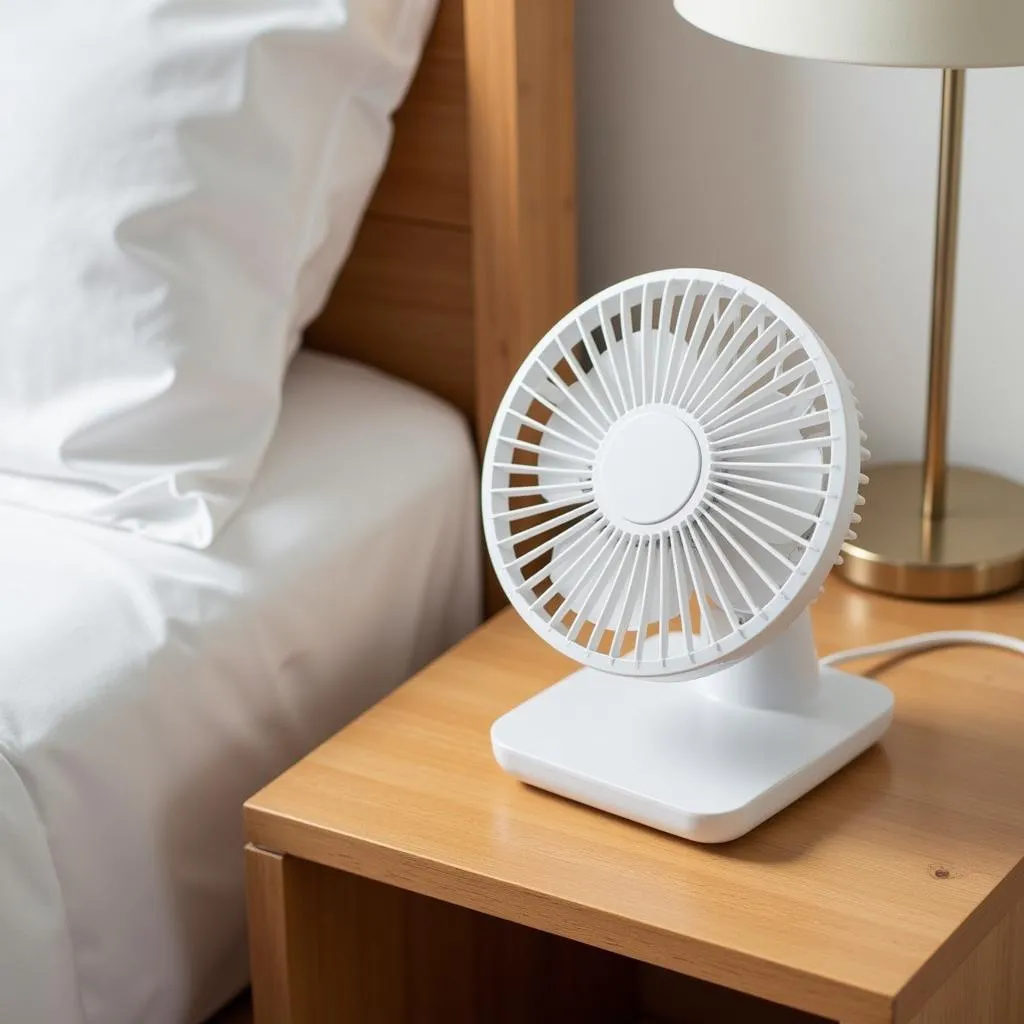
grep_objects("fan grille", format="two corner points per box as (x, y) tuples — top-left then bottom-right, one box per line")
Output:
(483, 270), (862, 678)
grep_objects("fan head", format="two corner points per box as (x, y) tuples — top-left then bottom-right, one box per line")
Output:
(482, 269), (865, 680)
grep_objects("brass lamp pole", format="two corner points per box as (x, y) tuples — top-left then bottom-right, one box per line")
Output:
(839, 69), (1024, 599)
(922, 68), (964, 526)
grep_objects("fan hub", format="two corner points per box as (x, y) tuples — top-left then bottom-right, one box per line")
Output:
(595, 410), (702, 527)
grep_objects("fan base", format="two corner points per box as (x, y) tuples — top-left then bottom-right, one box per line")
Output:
(492, 665), (893, 844)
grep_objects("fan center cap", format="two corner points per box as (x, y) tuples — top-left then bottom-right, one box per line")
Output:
(596, 410), (702, 526)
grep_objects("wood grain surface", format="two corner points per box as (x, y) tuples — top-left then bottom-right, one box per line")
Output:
(244, 849), (635, 1024)
(244, 848), (295, 1024)
(246, 579), (1024, 1022)
(368, 0), (470, 228)
(904, 899), (1023, 1023)
(308, 217), (475, 418)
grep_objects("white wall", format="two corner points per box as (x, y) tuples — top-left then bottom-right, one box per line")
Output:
(576, 0), (1024, 480)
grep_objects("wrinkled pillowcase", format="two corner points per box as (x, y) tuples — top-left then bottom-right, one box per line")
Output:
(0, 0), (437, 546)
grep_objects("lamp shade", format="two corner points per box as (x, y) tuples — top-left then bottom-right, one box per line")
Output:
(673, 0), (1024, 68)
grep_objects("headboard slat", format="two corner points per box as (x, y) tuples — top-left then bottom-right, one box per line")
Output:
(306, 214), (474, 417)
(367, 0), (470, 228)
(465, 0), (577, 448)
(306, 0), (476, 423)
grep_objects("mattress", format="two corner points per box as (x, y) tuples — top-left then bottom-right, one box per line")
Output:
(0, 351), (481, 1024)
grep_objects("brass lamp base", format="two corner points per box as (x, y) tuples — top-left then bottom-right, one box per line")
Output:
(838, 463), (1024, 600)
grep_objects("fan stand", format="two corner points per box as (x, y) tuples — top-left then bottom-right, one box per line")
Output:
(491, 612), (893, 843)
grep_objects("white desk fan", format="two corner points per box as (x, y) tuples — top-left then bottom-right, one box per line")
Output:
(483, 269), (894, 843)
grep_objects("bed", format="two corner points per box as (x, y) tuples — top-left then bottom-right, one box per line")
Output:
(0, 1), (576, 1023)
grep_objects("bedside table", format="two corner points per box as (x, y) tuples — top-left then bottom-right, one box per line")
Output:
(244, 579), (1024, 1024)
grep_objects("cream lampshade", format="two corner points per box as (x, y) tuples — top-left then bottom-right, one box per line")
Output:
(674, 1), (1024, 67)
(674, 0), (1024, 599)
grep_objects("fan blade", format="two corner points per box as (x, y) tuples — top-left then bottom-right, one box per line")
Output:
(712, 387), (828, 536)
(697, 511), (787, 617)
(547, 534), (681, 644)
(701, 383), (828, 616)
(516, 380), (601, 503)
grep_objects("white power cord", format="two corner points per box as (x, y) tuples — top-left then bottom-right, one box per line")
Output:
(821, 630), (1024, 669)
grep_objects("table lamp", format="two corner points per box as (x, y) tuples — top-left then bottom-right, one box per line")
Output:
(673, 0), (1024, 599)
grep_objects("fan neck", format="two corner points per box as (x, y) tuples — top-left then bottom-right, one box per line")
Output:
(696, 611), (821, 711)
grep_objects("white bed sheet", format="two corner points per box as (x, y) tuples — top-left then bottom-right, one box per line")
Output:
(0, 351), (481, 1024)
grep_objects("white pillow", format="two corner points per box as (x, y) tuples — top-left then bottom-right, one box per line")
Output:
(0, 0), (438, 547)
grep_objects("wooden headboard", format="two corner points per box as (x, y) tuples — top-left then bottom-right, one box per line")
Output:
(304, 0), (577, 452)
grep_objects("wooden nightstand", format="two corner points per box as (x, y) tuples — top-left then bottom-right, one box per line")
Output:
(244, 579), (1024, 1024)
